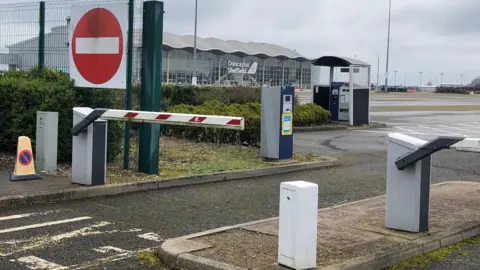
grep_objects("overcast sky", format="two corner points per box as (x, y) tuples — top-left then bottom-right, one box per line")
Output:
(1, 0), (479, 86)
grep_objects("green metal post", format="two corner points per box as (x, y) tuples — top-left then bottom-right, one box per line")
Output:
(138, 1), (164, 174)
(38, 1), (45, 71)
(123, 0), (135, 169)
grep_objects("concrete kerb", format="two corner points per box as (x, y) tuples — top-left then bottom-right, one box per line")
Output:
(158, 181), (480, 270)
(294, 122), (387, 133)
(0, 158), (340, 210)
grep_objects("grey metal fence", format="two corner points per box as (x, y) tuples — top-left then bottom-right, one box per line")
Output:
(0, 0), (144, 170)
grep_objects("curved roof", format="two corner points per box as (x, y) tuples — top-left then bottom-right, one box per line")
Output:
(159, 32), (309, 61)
(6, 25), (310, 61)
(311, 56), (370, 67)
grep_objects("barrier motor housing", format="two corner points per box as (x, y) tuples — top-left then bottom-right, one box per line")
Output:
(260, 86), (294, 160)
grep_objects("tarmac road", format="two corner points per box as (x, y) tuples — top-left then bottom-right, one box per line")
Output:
(0, 111), (479, 269)
(295, 90), (480, 106)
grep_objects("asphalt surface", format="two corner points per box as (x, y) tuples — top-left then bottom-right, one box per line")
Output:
(295, 90), (480, 106)
(0, 109), (479, 269)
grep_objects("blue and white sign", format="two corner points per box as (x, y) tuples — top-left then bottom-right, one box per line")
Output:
(282, 113), (292, 135)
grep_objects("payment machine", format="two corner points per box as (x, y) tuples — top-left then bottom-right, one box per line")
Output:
(260, 86), (294, 160)
(338, 84), (350, 121)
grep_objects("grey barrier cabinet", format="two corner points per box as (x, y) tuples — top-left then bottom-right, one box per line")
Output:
(385, 133), (431, 233)
(386, 133), (465, 233)
(72, 107), (107, 186)
(36, 111), (58, 172)
(260, 86), (294, 160)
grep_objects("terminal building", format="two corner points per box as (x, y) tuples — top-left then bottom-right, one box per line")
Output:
(0, 25), (312, 88)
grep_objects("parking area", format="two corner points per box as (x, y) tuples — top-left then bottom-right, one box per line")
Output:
(0, 208), (162, 269)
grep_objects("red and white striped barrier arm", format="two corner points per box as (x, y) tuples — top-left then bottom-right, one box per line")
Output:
(100, 109), (245, 130)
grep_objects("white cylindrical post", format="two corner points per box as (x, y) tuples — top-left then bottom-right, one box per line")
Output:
(278, 181), (318, 269)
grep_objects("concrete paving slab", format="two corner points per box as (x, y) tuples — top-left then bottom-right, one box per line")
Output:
(160, 181), (480, 270)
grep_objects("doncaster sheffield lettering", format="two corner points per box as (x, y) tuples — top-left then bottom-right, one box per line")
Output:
(227, 61), (258, 74)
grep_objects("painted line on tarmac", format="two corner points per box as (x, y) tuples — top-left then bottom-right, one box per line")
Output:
(70, 247), (156, 270)
(438, 125), (480, 134)
(15, 255), (67, 269)
(0, 210), (62, 222)
(92, 246), (128, 254)
(394, 126), (425, 135)
(0, 222), (147, 257)
(457, 122), (480, 128)
(137, 232), (163, 242)
(417, 125), (466, 137)
(0, 217), (92, 235)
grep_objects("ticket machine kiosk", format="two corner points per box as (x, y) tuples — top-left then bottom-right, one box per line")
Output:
(310, 56), (371, 126)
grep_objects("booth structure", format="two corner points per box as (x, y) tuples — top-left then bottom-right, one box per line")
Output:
(311, 56), (371, 126)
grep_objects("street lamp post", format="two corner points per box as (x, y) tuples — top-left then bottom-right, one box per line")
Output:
(192, 0), (198, 85)
(460, 74), (464, 85)
(440, 72), (444, 86)
(376, 53), (380, 91)
(419, 71), (423, 89)
(384, 0), (392, 92)
(394, 70), (398, 90)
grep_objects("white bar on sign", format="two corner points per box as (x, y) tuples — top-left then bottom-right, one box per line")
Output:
(75, 37), (119, 54)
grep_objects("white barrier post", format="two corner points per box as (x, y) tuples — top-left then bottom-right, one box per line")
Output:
(278, 181), (318, 269)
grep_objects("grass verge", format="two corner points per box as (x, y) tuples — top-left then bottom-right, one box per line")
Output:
(387, 235), (480, 270)
(0, 138), (325, 185)
(105, 138), (322, 184)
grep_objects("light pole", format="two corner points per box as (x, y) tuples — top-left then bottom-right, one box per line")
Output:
(419, 71), (423, 89)
(376, 53), (380, 91)
(394, 70), (398, 87)
(460, 74), (464, 85)
(192, 0), (198, 85)
(440, 72), (444, 86)
(384, 0), (392, 92)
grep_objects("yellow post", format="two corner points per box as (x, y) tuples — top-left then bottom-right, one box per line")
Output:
(10, 136), (42, 181)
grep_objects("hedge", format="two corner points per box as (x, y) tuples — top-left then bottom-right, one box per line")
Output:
(163, 100), (330, 145)
(0, 68), (123, 163)
(133, 83), (262, 109)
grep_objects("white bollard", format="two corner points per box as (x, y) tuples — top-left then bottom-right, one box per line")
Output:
(278, 181), (318, 270)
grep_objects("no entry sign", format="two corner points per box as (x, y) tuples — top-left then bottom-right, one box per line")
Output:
(69, 3), (127, 89)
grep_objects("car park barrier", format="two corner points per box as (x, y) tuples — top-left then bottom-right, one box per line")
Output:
(386, 133), (480, 233)
(71, 107), (244, 186)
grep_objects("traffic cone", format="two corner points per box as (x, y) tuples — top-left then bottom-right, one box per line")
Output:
(9, 136), (42, 181)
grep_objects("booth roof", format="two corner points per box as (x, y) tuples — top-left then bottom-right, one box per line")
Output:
(311, 56), (370, 67)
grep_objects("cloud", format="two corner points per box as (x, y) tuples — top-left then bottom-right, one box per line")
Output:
(0, 0), (478, 85)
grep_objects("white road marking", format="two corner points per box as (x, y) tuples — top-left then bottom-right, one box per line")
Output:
(0, 216), (92, 235)
(456, 123), (480, 128)
(417, 125), (466, 136)
(0, 210), (61, 222)
(76, 37), (119, 54)
(71, 247), (156, 270)
(394, 126), (426, 135)
(438, 125), (480, 134)
(0, 223), (145, 257)
(137, 232), (163, 242)
(0, 221), (111, 256)
(16, 256), (67, 270)
(92, 246), (128, 254)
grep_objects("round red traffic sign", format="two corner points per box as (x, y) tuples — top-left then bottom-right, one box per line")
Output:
(18, 150), (33, 166)
(71, 8), (124, 85)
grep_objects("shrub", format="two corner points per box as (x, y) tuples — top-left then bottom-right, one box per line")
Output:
(161, 84), (261, 108)
(0, 67), (123, 163)
(163, 101), (330, 145)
